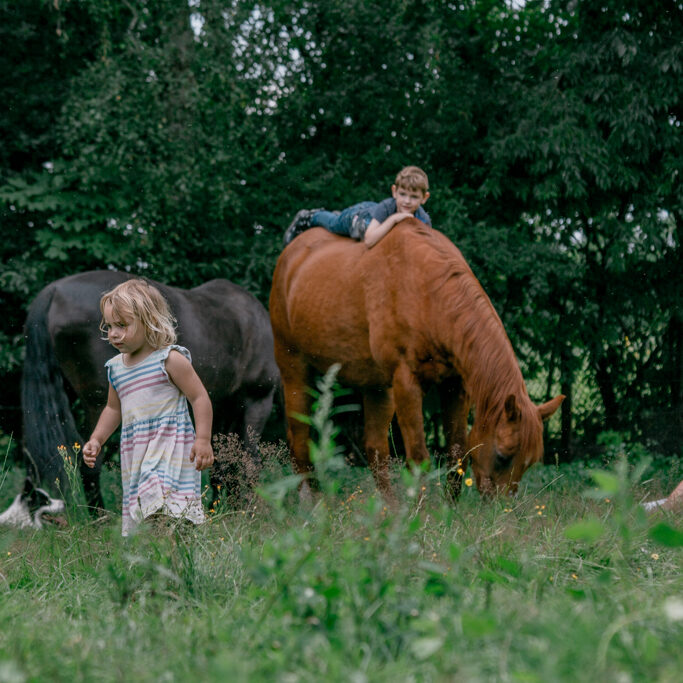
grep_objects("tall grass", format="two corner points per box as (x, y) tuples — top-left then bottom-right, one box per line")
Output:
(0, 375), (681, 682)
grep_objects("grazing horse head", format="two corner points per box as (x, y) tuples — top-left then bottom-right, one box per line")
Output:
(468, 393), (565, 496)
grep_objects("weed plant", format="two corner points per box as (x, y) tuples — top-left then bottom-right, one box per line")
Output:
(0, 375), (681, 682)
(55, 442), (91, 524)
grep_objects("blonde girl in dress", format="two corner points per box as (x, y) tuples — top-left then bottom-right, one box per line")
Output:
(83, 279), (214, 535)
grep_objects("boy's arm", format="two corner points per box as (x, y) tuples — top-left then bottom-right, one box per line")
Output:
(165, 349), (214, 470)
(83, 384), (121, 468)
(364, 212), (414, 248)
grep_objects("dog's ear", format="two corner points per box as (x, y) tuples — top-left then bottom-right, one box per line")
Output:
(22, 477), (35, 496)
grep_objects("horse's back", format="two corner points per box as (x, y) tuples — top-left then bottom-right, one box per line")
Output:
(271, 225), (437, 385)
(176, 277), (278, 394)
(271, 221), (480, 387)
(40, 269), (277, 401)
(271, 230), (376, 374)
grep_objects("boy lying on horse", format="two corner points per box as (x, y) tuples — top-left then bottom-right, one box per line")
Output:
(283, 166), (431, 247)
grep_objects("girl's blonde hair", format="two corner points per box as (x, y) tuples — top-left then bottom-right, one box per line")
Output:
(100, 279), (177, 349)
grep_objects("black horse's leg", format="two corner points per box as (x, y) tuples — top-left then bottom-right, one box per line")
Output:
(242, 390), (276, 456)
(80, 402), (106, 513)
(80, 459), (105, 512)
(209, 389), (276, 506)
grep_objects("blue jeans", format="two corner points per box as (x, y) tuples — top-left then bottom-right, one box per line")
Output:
(311, 201), (377, 240)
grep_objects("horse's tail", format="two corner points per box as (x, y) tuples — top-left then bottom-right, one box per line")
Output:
(21, 284), (81, 493)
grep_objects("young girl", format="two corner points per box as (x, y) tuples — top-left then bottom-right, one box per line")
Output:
(83, 279), (214, 535)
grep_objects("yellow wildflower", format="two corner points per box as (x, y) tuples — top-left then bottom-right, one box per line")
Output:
(465, 477), (473, 487)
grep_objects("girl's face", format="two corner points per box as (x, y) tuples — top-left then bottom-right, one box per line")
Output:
(102, 303), (150, 359)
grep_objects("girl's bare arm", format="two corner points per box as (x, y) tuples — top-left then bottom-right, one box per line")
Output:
(166, 349), (214, 470)
(83, 384), (121, 468)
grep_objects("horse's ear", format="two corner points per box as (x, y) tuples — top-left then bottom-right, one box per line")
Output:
(538, 395), (565, 421)
(504, 394), (520, 422)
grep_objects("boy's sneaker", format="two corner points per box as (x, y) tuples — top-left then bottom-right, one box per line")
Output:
(283, 208), (324, 246)
(349, 214), (367, 240)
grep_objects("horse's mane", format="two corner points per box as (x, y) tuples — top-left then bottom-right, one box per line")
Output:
(395, 224), (540, 447)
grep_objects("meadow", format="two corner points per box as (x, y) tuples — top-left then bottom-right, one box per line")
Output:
(1, 387), (681, 682)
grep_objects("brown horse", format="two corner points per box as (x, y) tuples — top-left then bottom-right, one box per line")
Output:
(269, 220), (564, 502)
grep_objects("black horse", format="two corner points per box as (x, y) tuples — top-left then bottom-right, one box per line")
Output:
(22, 270), (280, 510)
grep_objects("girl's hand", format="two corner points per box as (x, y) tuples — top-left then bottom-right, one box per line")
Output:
(190, 437), (214, 471)
(82, 439), (101, 469)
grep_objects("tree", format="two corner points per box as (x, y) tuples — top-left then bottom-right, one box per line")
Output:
(1, 0), (680, 460)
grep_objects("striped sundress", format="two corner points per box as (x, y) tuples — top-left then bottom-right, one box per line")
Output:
(106, 345), (205, 536)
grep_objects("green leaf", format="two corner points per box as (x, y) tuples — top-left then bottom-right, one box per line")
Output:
(448, 543), (462, 562)
(461, 612), (497, 638)
(478, 569), (508, 584)
(256, 475), (302, 507)
(494, 556), (522, 578)
(407, 515), (422, 535)
(564, 518), (605, 542)
(590, 471), (620, 495)
(410, 637), (444, 660)
(649, 522), (683, 547)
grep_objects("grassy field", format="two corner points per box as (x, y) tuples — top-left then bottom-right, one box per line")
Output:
(1, 418), (682, 681)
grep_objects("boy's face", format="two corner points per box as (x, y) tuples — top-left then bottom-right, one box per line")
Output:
(392, 184), (429, 215)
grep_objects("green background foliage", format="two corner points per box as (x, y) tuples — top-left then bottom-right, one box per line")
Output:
(0, 0), (681, 461)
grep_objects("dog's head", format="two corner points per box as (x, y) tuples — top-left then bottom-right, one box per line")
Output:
(0, 477), (66, 529)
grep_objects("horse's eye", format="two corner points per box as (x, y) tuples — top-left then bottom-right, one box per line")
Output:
(494, 451), (512, 471)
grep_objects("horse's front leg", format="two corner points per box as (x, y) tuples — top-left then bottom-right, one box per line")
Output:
(362, 387), (396, 507)
(439, 378), (470, 501)
(392, 363), (429, 469)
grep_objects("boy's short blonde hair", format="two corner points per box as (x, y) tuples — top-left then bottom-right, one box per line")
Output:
(100, 279), (177, 349)
(395, 166), (429, 194)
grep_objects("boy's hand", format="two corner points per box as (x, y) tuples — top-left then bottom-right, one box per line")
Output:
(190, 437), (214, 471)
(82, 439), (101, 469)
(393, 212), (414, 222)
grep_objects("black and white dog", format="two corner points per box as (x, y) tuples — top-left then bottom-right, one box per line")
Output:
(0, 477), (66, 529)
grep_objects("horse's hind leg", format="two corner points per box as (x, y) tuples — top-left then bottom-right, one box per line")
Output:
(279, 357), (315, 502)
(363, 388), (397, 507)
(241, 389), (276, 458)
(217, 390), (276, 505)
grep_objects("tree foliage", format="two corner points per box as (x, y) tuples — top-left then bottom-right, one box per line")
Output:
(0, 0), (680, 457)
